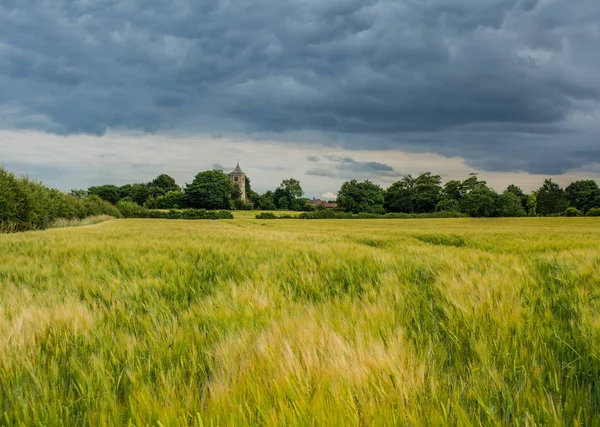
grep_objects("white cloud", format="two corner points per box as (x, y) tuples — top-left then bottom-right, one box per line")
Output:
(320, 192), (337, 200)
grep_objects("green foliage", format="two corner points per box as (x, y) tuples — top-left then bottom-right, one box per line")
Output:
(338, 180), (385, 214)
(384, 173), (442, 213)
(230, 183), (244, 210)
(274, 178), (304, 210)
(460, 184), (499, 217)
(255, 212), (278, 219)
(151, 174), (180, 193)
(564, 207), (582, 217)
(526, 194), (537, 216)
(435, 198), (460, 212)
(565, 179), (600, 214)
(499, 191), (526, 217)
(536, 179), (568, 216)
(184, 170), (232, 210)
(1, 167), (120, 233)
(116, 201), (233, 220)
(87, 184), (120, 204)
(586, 207), (600, 216)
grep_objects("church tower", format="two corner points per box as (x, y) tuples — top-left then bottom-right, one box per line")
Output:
(229, 161), (247, 202)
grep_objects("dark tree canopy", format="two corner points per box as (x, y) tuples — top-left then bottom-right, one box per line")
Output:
(274, 178), (304, 210)
(184, 170), (232, 210)
(151, 174), (180, 193)
(338, 180), (384, 214)
(565, 180), (600, 214)
(499, 191), (526, 217)
(384, 173), (442, 214)
(87, 185), (120, 205)
(536, 179), (568, 216)
(460, 184), (499, 217)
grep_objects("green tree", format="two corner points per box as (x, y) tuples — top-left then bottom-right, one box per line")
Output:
(129, 184), (151, 206)
(338, 180), (385, 214)
(184, 170), (231, 209)
(245, 176), (260, 205)
(499, 191), (526, 217)
(274, 178), (304, 210)
(87, 185), (120, 204)
(384, 175), (415, 213)
(257, 191), (277, 210)
(435, 198), (460, 212)
(460, 184), (499, 217)
(565, 180), (600, 214)
(151, 174), (180, 193)
(69, 189), (87, 199)
(443, 180), (463, 201)
(412, 172), (442, 213)
(230, 183), (244, 210)
(536, 179), (568, 216)
(526, 194), (537, 216)
(156, 190), (184, 209)
(505, 184), (528, 209)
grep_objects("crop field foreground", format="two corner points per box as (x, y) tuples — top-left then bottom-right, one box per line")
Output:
(1, 217), (600, 426)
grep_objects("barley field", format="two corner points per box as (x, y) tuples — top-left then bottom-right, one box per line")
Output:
(1, 216), (599, 426)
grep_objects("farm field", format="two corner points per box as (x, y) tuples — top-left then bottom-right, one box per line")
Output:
(1, 217), (599, 425)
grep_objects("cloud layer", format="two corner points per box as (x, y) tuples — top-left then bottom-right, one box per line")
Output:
(1, 0), (599, 174)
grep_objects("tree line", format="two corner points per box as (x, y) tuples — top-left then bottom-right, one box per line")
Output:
(337, 173), (600, 217)
(3, 165), (600, 233)
(0, 167), (121, 232)
(81, 170), (600, 217)
(84, 171), (309, 211)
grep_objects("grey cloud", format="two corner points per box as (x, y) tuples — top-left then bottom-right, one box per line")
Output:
(1, 0), (599, 173)
(306, 155), (320, 162)
(308, 154), (401, 180)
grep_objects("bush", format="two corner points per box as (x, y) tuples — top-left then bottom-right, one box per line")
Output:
(564, 207), (582, 217)
(116, 202), (233, 220)
(256, 212), (278, 219)
(586, 207), (600, 217)
(116, 200), (149, 218)
(1, 167), (120, 233)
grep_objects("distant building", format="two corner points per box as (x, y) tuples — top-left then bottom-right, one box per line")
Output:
(229, 162), (246, 202)
(308, 198), (338, 209)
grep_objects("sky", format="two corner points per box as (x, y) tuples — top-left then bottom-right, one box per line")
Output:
(1, 0), (599, 198)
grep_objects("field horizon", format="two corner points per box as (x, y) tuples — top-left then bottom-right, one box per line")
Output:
(1, 217), (599, 425)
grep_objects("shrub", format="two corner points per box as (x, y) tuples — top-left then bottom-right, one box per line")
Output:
(586, 207), (600, 217)
(1, 167), (120, 233)
(564, 207), (582, 217)
(116, 200), (149, 218)
(256, 212), (278, 219)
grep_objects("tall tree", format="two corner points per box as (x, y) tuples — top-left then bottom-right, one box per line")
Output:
(87, 185), (120, 204)
(338, 180), (384, 214)
(442, 180), (463, 201)
(536, 179), (568, 216)
(412, 172), (442, 213)
(460, 184), (499, 217)
(274, 178), (304, 210)
(151, 174), (180, 193)
(184, 170), (231, 209)
(499, 191), (526, 217)
(384, 174), (415, 213)
(505, 184), (528, 209)
(129, 184), (151, 206)
(565, 180), (600, 214)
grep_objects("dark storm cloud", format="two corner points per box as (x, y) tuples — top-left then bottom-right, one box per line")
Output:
(1, 0), (599, 174)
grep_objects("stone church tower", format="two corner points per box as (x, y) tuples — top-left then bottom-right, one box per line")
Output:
(229, 162), (247, 202)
